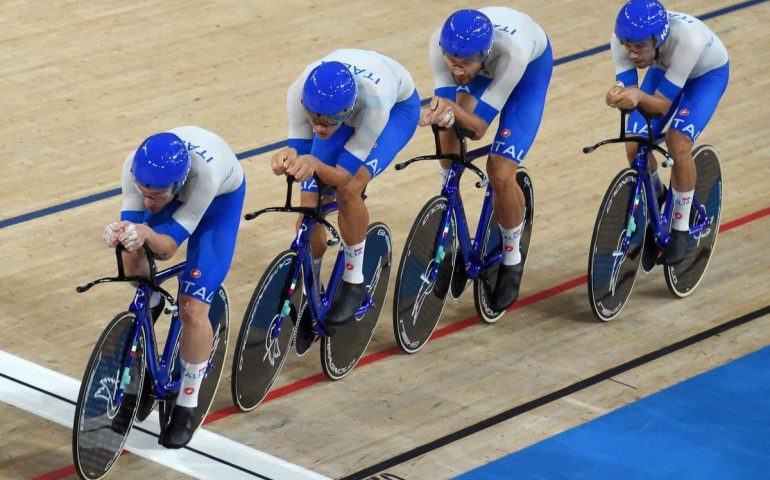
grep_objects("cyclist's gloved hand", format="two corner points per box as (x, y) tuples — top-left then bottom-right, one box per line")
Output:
(420, 96), (455, 128)
(606, 81), (625, 107)
(271, 147), (297, 176)
(606, 82), (641, 110)
(419, 105), (434, 127)
(103, 221), (123, 247)
(118, 222), (142, 251)
(437, 108), (455, 128)
(285, 154), (316, 182)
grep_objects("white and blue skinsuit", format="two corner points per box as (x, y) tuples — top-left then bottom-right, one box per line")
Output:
(286, 48), (420, 191)
(612, 11), (730, 141)
(121, 125), (245, 304)
(429, 6), (553, 163)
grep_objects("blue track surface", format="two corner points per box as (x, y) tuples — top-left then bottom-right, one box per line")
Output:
(456, 345), (770, 480)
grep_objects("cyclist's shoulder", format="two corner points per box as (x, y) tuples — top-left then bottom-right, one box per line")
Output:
(167, 125), (221, 145)
(327, 48), (408, 76)
(667, 11), (715, 43)
(481, 6), (542, 28)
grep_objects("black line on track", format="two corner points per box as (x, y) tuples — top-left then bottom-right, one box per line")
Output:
(1, 0), (764, 231)
(341, 305), (770, 480)
(0, 372), (275, 479)
(0, 371), (76, 405)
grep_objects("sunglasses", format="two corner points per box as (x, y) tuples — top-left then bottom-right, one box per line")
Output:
(302, 104), (352, 127)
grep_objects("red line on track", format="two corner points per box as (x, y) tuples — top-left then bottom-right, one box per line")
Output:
(34, 206), (770, 480)
(206, 273), (592, 424)
(719, 206), (770, 233)
(32, 465), (76, 480)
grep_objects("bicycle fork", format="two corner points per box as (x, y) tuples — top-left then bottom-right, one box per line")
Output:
(411, 203), (455, 320)
(263, 261), (303, 365)
(607, 176), (646, 295)
(426, 207), (455, 284)
(111, 305), (147, 408)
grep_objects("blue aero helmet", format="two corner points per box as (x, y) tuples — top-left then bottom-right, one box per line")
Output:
(302, 61), (357, 118)
(615, 0), (670, 47)
(131, 132), (190, 194)
(440, 9), (494, 60)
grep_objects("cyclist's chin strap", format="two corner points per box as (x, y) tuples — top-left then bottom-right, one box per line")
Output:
(653, 35), (661, 62)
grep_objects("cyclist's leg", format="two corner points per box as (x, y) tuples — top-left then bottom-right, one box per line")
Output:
(299, 125), (363, 326)
(161, 180), (245, 448)
(666, 62), (730, 190)
(294, 184), (333, 345)
(667, 130), (696, 194)
(327, 90), (420, 325)
(486, 151), (525, 311)
(337, 89), (419, 256)
(336, 168), (372, 251)
(298, 188), (326, 259)
(437, 76), (492, 179)
(663, 62), (730, 265)
(300, 126), (356, 284)
(624, 67), (674, 198)
(327, 168), (373, 325)
(122, 200), (184, 420)
(486, 41), (552, 310)
(488, 40), (552, 229)
(625, 69), (679, 269)
(121, 248), (165, 323)
(121, 249), (151, 276)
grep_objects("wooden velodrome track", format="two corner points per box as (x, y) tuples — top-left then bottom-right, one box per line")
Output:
(1, 1), (768, 478)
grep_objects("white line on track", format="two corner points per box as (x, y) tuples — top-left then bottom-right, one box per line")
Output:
(0, 350), (330, 480)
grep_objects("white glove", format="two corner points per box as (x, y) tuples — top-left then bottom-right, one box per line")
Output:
(119, 223), (138, 251)
(103, 222), (121, 247)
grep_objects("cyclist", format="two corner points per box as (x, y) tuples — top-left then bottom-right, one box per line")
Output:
(422, 7), (552, 311)
(271, 49), (419, 326)
(102, 126), (245, 448)
(606, 0), (729, 266)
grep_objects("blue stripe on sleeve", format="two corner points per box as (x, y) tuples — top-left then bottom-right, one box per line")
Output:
(473, 100), (499, 125)
(288, 138), (313, 155)
(616, 69), (639, 87)
(120, 210), (144, 223)
(434, 86), (456, 100)
(657, 76), (682, 101)
(153, 218), (190, 247)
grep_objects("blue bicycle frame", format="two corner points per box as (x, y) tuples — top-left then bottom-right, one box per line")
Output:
(587, 109), (711, 256)
(291, 202), (374, 336)
(397, 124), (500, 287)
(77, 245), (182, 408)
(437, 144), (502, 281)
(245, 177), (374, 342)
(130, 262), (186, 402)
